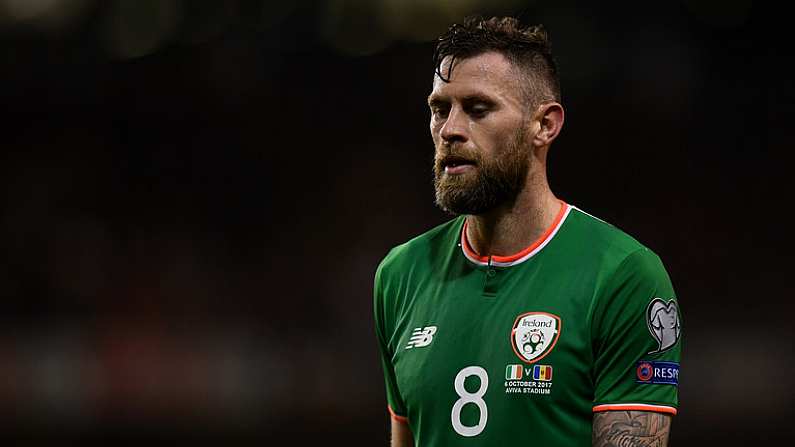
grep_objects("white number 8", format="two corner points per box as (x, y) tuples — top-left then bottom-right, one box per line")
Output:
(451, 366), (488, 437)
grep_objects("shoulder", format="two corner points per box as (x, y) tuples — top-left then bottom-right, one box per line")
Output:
(562, 204), (670, 274)
(562, 204), (672, 288)
(375, 216), (464, 286)
(564, 205), (653, 260)
(564, 205), (674, 304)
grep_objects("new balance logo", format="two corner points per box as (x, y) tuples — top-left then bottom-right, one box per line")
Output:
(405, 326), (437, 349)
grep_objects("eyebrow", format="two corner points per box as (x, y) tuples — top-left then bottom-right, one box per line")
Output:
(427, 95), (446, 107)
(461, 94), (496, 105)
(427, 93), (496, 105)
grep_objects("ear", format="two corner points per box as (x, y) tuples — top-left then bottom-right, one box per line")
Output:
(532, 102), (564, 147)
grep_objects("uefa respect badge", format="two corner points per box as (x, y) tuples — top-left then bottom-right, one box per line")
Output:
(635, 360), (679, 385)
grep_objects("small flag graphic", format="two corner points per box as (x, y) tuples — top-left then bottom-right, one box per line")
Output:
(505, 364), (523, 380)
(533, 365), (553, 381)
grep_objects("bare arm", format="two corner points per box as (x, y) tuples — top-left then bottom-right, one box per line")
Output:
(390, 418), (414, 447)
(593, 411), (671, 447)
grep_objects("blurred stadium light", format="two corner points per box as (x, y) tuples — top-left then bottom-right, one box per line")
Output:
(321, 0), (528, 56)
(1, 0), (533, 58)
(0, 0), (91, 31)
(100, 0), (181, 59)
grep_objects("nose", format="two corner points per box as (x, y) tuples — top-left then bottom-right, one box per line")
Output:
(439, 107), (468, 145)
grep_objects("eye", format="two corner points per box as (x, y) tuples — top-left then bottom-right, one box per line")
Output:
(466, 102), (491, 118)
(430, 105), (449, 119)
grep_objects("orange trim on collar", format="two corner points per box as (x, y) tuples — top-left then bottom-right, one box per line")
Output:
(461, 201), (568, 263)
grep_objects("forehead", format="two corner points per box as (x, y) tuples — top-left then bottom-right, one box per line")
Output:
(430, 52), (522, 102)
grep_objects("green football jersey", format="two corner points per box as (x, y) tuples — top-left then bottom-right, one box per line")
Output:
(373, 202), (682, 446)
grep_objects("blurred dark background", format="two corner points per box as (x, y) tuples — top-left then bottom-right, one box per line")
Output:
(0, 0), (792, 445)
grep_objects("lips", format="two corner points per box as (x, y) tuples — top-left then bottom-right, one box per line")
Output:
(440, 155), (476, 174)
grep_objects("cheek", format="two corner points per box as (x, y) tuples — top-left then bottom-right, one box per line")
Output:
(470, 128), (501, 154)
(480, 119), (522, 151)
(430, 117), (443, 133)
(430, 123), (445, 146)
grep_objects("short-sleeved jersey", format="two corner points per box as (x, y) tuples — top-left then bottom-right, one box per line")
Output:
(373, 202), (682, 446)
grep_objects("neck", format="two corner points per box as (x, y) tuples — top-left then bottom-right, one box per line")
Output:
(465, 172), (561, 258)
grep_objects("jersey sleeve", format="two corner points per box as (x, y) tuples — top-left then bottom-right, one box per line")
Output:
(373, 258), (408, 421)
(591, 248), (682, 415)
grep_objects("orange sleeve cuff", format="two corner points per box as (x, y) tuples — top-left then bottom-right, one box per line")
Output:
(593, 403), (677, 415)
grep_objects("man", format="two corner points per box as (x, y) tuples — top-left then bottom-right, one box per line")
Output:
(373, 16), (682, 447)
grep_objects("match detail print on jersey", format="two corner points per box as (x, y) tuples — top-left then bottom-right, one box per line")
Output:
(510, 312), (561, 364)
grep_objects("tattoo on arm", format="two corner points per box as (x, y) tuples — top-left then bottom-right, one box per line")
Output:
(593, 411), (671, 447)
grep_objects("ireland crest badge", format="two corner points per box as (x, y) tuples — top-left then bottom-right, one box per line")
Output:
(511, 312), (561, 364)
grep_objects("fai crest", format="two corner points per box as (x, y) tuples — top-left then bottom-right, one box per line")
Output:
(646, 298), (681, 354)
(510, 312), (561, 364)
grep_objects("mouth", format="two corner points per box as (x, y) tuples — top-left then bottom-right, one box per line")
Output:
(440, 155), (476, 174)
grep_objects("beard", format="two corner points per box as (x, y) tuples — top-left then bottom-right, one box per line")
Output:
(433, 129), (530, 216)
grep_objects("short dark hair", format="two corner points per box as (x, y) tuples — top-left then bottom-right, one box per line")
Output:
(433, 16), (561, 107)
